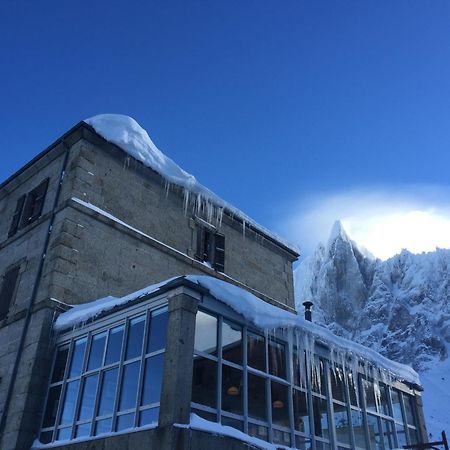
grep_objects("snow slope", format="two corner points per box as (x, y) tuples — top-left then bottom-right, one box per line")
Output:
(295, 221), (450, 438)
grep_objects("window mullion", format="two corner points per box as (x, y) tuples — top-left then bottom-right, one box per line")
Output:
(217, 316), (223, 423)
(243, 327), (248, 434)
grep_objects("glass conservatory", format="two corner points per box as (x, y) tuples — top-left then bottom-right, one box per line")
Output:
(37, 276), (425, 450)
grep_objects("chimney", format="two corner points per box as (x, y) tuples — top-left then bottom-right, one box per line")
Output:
(302, 301), (313, 322)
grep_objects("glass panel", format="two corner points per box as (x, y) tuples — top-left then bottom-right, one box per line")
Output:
(295, 435), (312, 450)
(367, 414), (382, 450)
(194, 311), (217, 355)
(78, 374), (99, 421)
(94, 418), (112, 436)
(248, 422), (268, 441)
(222, 320), (242, 365)
(125, 315), (145, 360)
(75, 423), (91, 438)
(140, 407), (159, 426)
(408, 426), (420, 445)
(348, 373), (358, 407)
(273, 428), (291, 446)
(271, 381), (289, 427)
(293, 350), (302, 387)
(39, 431), (53, 444)
(69, 338), (87, 378)
(98, 368), (118, 416)
(248, 373), (267, 421)
(268, 339), (286, 379)
(221, 365), (243, 415)
(119, 361), (140, 411)
(192, 408), (217, 422)
(51, 345), (69, 382)
(316, 443), (331, 450)
(311, 359), (326, 394)
(60, 380), (80, 425)
(87, 332), (107, 371)
(247, 332), (266, 372)
(142, 353), (164, 405)
(192, 356), (217, 408)
(313, 396), (329, 439)
(364, 379), (377, 412)
(43, 385), (62, 428)
(105, 325), (124, 365)
(396, 423), (407, 447)
(379, 383), (390, 416)
(351, 410), (366, 448)
(116, 413), (134, 431)
(403, 394), (417, 426)
(221, 416), (243, 431)
(382, 419), (396, 449)
(148, 308), (168, 353)
(391, 389), (404, 422)
(293, 390), (310, 434)
(330, 368), (346, 403)
(334, 403), (351, 445)
(57, 427), (72, 441)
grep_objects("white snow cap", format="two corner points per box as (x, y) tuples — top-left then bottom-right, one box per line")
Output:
(84, 114), (299, 254)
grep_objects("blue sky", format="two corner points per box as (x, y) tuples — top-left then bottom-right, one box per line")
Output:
(1, 1), (450, 258)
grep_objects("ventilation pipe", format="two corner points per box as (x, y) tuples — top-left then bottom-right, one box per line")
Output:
(302, 301), (313, 322)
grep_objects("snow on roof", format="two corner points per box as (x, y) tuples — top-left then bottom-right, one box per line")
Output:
(55, 274), (419, 385)
(83, 114), (299, 255)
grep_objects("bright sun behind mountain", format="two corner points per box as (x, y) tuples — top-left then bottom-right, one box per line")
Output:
(342, 210), (450, 260)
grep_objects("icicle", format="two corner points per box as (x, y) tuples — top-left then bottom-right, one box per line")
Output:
(183, 189), (190, 216)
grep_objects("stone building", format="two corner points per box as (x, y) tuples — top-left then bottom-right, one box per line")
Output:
(0, 115), (427, 450)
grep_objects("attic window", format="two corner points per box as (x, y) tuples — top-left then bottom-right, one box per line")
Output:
(196, 226), (225, 272)
(8, 178), (49, 237)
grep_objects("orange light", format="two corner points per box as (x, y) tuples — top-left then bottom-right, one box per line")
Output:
(272, 400), (284, 409)
(227, 386), (239, 396)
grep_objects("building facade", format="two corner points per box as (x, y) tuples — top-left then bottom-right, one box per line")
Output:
(0, 116), (426, 450)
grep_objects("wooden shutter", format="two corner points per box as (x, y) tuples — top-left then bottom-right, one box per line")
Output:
(196, 227), (205, 260)
(8, 195), (26, 237)
(0, 266), (20, 320)
(20, 178), (49, 228)
(213, 233), (225, 272)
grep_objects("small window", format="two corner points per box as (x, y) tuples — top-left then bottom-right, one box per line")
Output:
(0, 265), (20, 320)
(196, 225), (225, 272)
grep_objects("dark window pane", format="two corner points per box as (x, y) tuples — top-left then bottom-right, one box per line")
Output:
(140, 407), (159, 426)
(334, 403), (351, 445)
(94, 418), (112, 436)
(0, 266), (20, 320)
(364, 379), (377, 412)
(248, 373), (267, 421)
(396, 423), (407, 447)
(69, 338), (87, 378)
(293, 390), (309, 434)
(8, 194), (26, 237)
(105, 325), (124, 365)
(40, 431), (53, 444)
(192, 408), (217, 422)
(367, 414), (382, 450)
(248, 423), (268, 441)
(391, 389), (404, 422)
(192, 356), (217, 408)
(98, 368), (118, 416)
(78, 375), (99, 421)
(273, 428), (291, 446)
(247, 332), (266, 372)
(87, 332), (107, 371)
(295, 435), (312, 450)
(382, 419), (396, 449)
(116, 413), (134, 431)
(221, 416), (243, 431)
(142, 353), (164, 405)
(271, 381), (289, 427)
(147, 308), (168, 353)
(20, 178), (49, 226)
(194, 311), (217, 355)
(125, 315), (145, 360)
(348, 373), (358, 407)
(351, 410), (366, 448)
(119, 361), (140, 411)
(311, 359), (326, 394)
(379, 383), (390, 416)
(75, 423), (91, 438)
(43, 385), (62, 428)
(213, 233), (225, 272)
(403, 394), (417, 426)
(222, 320), (242, 365)
(60, 380), (80, 425)
(316, 442), (331, 450)
(408, 426), (420, 445)
(313, 397), (329, 439)
(268, 339), (286, 379)
(51, 345), (69, 383)
(221, 365), (243, 415)
(330, 368), (346, 402)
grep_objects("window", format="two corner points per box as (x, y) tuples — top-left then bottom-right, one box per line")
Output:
(39, 306), (168, 444)
(196, 225), (225, 272)
(0, 265), (20, 320)
(8, 178), (49, 237)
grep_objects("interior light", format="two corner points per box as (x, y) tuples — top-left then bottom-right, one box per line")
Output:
(227, 386), (239, 396)
(272, 400), (284, 409)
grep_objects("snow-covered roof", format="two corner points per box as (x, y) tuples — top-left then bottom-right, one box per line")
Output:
(55, 274), (419, 385)
(83, 114), (299, 255)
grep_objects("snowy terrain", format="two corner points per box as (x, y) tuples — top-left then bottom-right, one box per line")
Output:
(295, 221), (450, 438)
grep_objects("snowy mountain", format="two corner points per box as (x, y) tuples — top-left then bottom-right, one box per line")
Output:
(295, 220), (450, 438)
